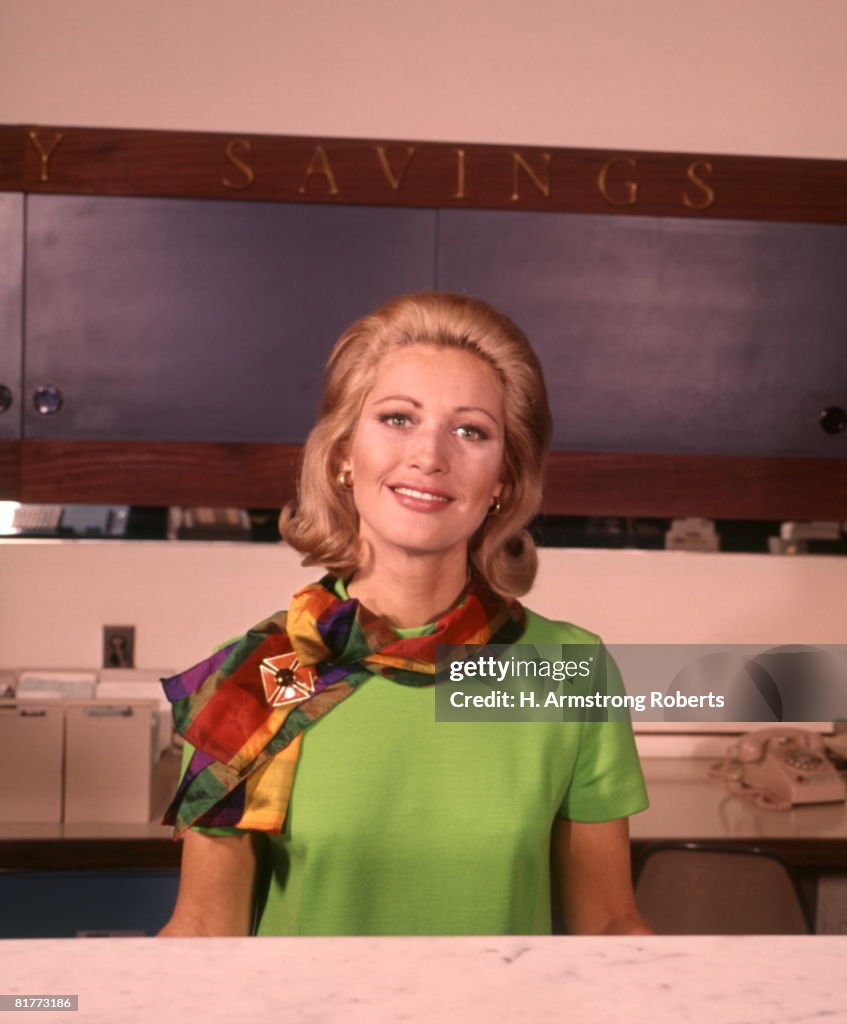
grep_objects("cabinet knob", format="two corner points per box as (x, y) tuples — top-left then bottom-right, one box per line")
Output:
(33, 385), (64, 416)
(0, 384), (12, 414)
(820, 406), (846, 436)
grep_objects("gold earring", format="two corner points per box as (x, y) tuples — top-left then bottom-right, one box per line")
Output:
(488, 494), (502, 515)
(337, 469), (353, 489)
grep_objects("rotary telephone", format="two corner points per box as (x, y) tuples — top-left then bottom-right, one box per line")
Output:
(710, 728), (846, 811)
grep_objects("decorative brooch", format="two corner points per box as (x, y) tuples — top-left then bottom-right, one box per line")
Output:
(260, 651), (318, 708)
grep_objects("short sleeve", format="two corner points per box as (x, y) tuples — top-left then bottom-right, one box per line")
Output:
(557, 643), (649, 821)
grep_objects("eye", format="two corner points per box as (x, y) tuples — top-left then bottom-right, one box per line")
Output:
(455, 423), (489, 441)
(377, 411), (412, 428)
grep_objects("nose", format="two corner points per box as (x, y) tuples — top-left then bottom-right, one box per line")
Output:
(407, 425), (448, 474)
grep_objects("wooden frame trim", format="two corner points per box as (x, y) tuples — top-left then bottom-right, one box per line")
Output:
(541, 451), (847, 520)
(0, 838), (180, 871)
(9, 440), (846, 521)
(19, 440), (302, 509)
(1, 836), (842, 871)
(0, 440), (21, 501)
(1, 124), (846, 224)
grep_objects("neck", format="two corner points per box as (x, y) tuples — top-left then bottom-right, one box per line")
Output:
(346, 549), (471, 628)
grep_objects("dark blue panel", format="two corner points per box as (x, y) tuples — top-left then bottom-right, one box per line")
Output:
(437, 210), (847, 458)
(0, 869), (180, 938)
(25, 197), (436, 442)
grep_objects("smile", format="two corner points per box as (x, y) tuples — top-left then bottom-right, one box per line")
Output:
(389, 486), (452, 504)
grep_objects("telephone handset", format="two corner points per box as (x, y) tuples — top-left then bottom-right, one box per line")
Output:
(710, 728), (847, 811)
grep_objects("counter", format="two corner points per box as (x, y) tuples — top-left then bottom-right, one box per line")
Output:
(632, 759), (847, 868)
(2, 934), (845, 1023)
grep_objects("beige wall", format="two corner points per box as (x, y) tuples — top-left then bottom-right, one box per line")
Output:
(1, 0), (846, 157)
(1, 541), (844, 671)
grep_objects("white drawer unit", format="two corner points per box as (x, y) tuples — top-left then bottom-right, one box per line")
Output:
(63, 700), (158, 823)
(0, 703), (64, 822)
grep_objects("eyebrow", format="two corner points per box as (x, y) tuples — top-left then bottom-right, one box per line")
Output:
(372, 394), (500, 425)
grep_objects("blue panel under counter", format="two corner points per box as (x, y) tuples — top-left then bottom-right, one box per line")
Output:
(0, 870), (179, 938)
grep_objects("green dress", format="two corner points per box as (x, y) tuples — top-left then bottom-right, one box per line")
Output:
(177, 588), (648, 935)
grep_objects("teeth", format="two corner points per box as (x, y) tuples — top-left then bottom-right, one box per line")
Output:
(393, 487), (449, 503)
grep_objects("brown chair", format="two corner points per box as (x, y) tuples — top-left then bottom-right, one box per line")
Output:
(634, 841), (813, 934)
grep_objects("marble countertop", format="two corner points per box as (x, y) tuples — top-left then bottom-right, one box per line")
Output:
(2, 935), (845, 1024)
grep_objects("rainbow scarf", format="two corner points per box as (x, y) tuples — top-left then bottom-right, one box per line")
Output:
(161, 574), (525, 836)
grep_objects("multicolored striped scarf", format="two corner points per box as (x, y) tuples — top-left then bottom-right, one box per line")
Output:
(161, 574), (525, 837)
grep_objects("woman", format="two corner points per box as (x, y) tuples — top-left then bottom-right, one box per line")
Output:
(159, 291), (650, 937)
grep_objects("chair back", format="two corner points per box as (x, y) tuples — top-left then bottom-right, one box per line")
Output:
(634, 841), (812, 934)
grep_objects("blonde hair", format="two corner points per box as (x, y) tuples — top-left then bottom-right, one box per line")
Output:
(279, 291), (552, 597)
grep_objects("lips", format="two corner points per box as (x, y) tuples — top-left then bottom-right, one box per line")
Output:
(389, 485), (454, 505)
(388, 483), (453, 507)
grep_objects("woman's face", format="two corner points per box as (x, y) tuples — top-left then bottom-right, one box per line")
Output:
(342, 344), (505, 568)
